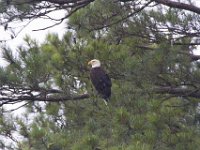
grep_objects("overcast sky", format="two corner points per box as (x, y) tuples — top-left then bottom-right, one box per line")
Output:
(0, 10), (66, 50)
(0, 10), (66, 66)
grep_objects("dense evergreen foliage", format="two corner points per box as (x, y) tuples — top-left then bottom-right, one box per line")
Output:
(0, 0), (200, 149)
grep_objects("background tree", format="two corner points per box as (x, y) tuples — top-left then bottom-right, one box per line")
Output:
(0, 0), (200, 149)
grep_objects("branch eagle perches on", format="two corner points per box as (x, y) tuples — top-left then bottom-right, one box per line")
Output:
(0, 86), (89, 107)
(0, 85), (200, 108)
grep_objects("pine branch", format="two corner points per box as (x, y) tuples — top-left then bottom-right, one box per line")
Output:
(2, 47), (15, 65)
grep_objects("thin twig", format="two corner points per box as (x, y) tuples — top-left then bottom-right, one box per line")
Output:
(3, 102), (31, 113)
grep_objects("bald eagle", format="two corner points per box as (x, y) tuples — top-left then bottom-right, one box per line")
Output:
(88, 59), (112, 103)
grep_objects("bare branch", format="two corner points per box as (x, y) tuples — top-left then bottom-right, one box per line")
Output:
(153, 0), (200, 14)
(32, 18), (64, 31)
(190, 54), (200, 61)
(155, 86), (200, 99)
(3, 102), (31, 112)
(32, 0), (89, 31)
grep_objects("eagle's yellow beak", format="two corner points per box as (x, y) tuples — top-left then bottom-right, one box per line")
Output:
(88, 61), (92, 65)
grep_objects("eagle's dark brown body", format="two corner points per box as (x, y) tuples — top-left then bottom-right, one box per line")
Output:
(90, 67), (112, 101)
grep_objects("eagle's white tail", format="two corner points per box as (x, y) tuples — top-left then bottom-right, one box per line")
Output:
(103, 99), (108, 106)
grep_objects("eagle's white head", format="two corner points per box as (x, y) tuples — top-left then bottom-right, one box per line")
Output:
(88, 59), (101, 68)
